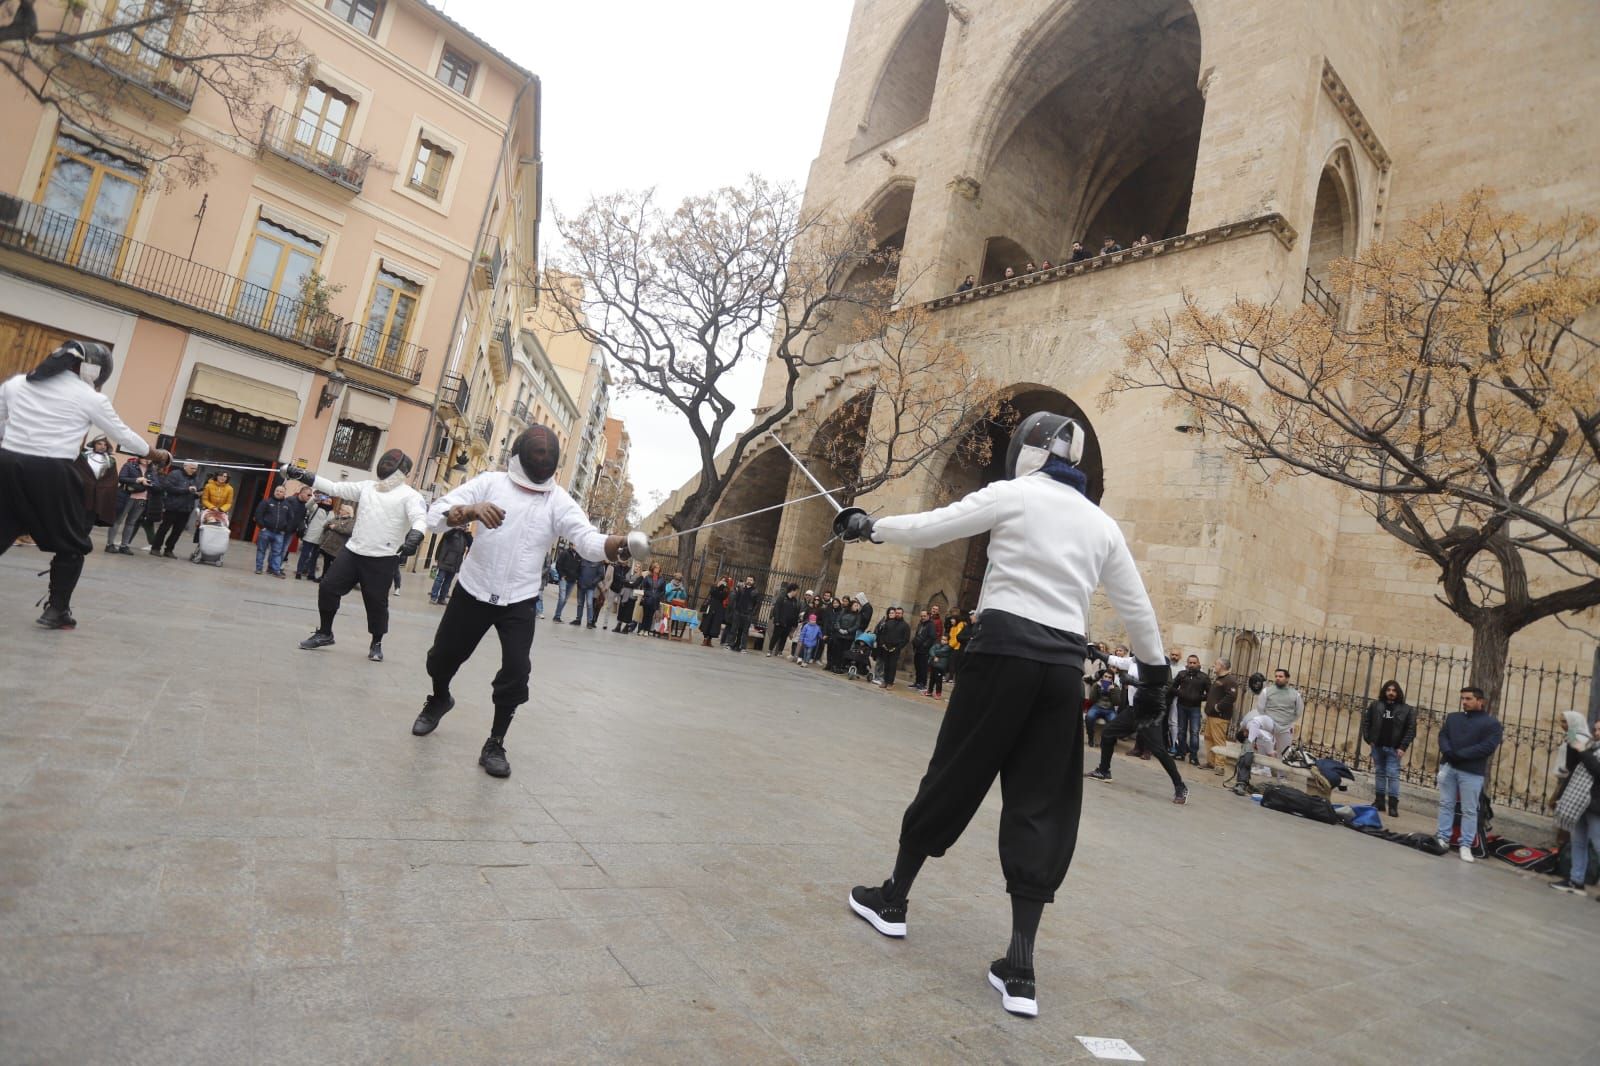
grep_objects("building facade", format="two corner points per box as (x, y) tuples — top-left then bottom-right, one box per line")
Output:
(523, 269), (611, 504)
(647, 0), (1599, 668)
(0, 0), (539, 536)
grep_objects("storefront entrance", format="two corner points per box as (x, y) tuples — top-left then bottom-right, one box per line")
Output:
(173, 398), (289, 540)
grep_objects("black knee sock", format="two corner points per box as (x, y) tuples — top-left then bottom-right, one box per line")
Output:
(1007, 896), (1044, 970)
(48, 552), (84, 608)
(318, 604), (336, 634)
(490, 704), (516, 741)
(884, 848), (925, 902)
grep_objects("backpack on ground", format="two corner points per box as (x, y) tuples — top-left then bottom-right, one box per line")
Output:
(1490, 840), (1558, 874)
(1258, 784), (1342, 824)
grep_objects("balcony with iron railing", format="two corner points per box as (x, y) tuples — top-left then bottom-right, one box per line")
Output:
(473, 236), (501, 293)
(1303, 269), (1342, 317)
(258, 106), (372, 193)
(63, 6), (200, 110)
(0, 192), (341, 354)
(510, 400), (530, 425)
(472, 416), (494, 444)
(439, 372), (468, 416)
(489, 318), (514, 381)
(336, 319), (427, 384)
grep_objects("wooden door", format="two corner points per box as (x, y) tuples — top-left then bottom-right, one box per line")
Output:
(0, 312), (108, 383)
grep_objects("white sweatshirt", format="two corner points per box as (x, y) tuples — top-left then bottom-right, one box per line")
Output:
(312, 474), (426, 558)
(0, 373), (150, 459)
(872, 473), (1166, 666)
(426, 471), (611, 605)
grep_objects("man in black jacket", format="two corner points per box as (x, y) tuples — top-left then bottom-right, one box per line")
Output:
(1361, 681), (1416, 816)
(551, 542), (582, 622)
(767, 583), (800, 658)
(728, 576), (759, 652)
(1169, 654), (1210, 766)
(153, 462), (202, 557)
(874, 607), (912, 689)
(911, 610), (937, 689)
(252, 483), (298, 577)
(1434, 687), (1502, 862)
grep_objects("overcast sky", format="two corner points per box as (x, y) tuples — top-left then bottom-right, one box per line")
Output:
(439, 0), (856, 511)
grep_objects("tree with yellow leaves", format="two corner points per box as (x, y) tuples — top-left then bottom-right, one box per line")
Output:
(1109, 190), (1600, 711)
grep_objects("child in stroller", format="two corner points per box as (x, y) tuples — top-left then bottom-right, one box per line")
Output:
(190, 509), (231, 566)
(845, 631), (875, 679)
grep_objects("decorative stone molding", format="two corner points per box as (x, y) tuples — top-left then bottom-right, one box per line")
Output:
(947, 175), (981, 202)
(923, 213), (1297, 309)
(1319, 60), (1392, 172)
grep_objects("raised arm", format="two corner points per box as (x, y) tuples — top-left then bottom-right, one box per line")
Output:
(88, 392), (150, 456)
(872, 482), (1004, 549)
(312, 475), (366, 503)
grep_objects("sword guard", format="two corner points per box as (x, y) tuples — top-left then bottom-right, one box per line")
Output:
(833, 507), (877, 543)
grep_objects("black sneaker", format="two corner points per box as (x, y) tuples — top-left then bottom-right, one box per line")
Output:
(987, 959), (1038, 1017)
(117, 545), (133, 555)
(299, 631), (335, 651)
(35, 604), (77, 630)
(368, 642), (384, 663)
(1173, 784), (1189, 805)
(412, 694), (454, 736)
(568, 619), (581, 626)
(103, 543), (118, 552)
(479, 738), (511, 778)
(1084, 768), (1112, 782)
(1549, 880), (1585, 895)
(847, 883), (906, 938)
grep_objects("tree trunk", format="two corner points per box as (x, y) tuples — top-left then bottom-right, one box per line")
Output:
(1468, 615), (1512, 722)
(674, 529), (699, 585)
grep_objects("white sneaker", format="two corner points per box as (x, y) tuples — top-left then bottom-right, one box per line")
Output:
(1459, 845), (1475, 863)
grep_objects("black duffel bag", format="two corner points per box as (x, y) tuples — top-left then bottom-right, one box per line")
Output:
(1258, 784), (1342, 824)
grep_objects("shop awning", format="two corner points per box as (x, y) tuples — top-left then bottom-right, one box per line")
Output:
(187, 364), (301, 425)
(341, 388), (393, 428)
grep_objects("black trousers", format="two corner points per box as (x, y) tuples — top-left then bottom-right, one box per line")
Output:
(728, 612), (751, 650)
(155, 509), (191, 553)
(913, 647), (930, 689)
(881, 649), (902, 685)
(1096, 707), (1185, 789)
(0, 450), (92, 608)
(768, 623), (794, 656)
(898, 652), (1085, 903)
(318, 548), (399, 639)
(426, 588), (538, 729)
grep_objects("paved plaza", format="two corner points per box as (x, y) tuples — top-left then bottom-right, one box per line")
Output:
(0, 547), (1596, 1064)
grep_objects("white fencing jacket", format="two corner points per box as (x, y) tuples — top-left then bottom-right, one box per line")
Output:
(426, 471), (610, 606)
(873, 472), (1166, 666)
(0, 373), (150, 459)
(313, 475), (426, 558)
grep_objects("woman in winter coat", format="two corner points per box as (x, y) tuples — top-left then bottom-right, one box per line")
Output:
(1551, 737), (1600, 896)
(700, 579), (730, 646)
(639, 562), (669, 636)
(318, 504), (355, 566)
(200, 471), (235, 514)
(1360, 680), (1417, 816)
(78, 436), (120, 528)
(829, 599), (861, 673)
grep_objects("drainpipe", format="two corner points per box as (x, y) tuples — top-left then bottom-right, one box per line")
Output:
(418, 72), (539, 494)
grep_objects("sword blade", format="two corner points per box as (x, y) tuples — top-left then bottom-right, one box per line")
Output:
(170, 460), (285, 473)
(770, 437), (843, 514)
(653, 485), (845, 544)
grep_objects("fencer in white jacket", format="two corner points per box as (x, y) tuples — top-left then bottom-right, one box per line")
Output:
(840, 413), (1171, 1021)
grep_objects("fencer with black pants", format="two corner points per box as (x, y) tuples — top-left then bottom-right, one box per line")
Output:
(411, 425), (629, 779)
(292, 448), (426, 661)
(0, 341), (161, 629)
(842, 413), (1168, 1020)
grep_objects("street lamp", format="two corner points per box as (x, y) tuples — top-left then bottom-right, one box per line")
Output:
(315, 369), (348, 416)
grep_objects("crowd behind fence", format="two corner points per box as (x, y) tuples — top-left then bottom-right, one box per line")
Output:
(1214, 622), (1591, 813)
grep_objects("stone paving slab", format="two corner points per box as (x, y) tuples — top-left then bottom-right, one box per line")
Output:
(1, 548), (1598, 1064)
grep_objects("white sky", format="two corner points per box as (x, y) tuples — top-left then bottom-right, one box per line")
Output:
(439, 0), (857, 510)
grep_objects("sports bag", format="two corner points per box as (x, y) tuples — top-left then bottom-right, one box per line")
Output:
(1554, 762), (1593, 832)
(1258, 784), (1342, 824)
(1490, 840), (1558, 874)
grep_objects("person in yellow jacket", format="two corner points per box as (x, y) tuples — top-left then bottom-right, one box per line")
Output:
(946, 610), (968, 685)
(200, 470), (234, 514)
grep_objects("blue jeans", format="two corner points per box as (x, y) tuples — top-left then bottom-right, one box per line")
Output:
(1085, 705), (1117, 741)
(1371, 746), (1402, 797)
(295, 538), (322, 578)
(1570, 813), (1600, 885)
(554, 578), (577, 620)
(255, 529), (288, 574)
(573, 586), (596, 624)
(430, 568), (456, 601)
(1175, 704), (1203, 757)
(1436, 763), (1485, 843)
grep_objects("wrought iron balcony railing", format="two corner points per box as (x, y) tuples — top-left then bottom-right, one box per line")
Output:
(337, 319), (427, 384)
(510, 401), (530, 424)
(473, 236), (501, 292)
(472, 416), (493, 443)
(258, 106), (372, 193)
(0, 193), (341, 353)
(64, 5), (200, 110)
(439, 372), (468, 415)
(1303, 269), (1342, 316)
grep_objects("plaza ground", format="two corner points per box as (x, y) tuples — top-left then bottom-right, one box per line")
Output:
(0, 547), (1595, 1064)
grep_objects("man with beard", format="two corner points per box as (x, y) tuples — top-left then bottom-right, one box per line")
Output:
(285, 448), (426, 662)
(409, 426), (643, 778)
(1361, 681), (1415, 816)
(836, 413), (1169, 1020)
(0, 340), (169, 628)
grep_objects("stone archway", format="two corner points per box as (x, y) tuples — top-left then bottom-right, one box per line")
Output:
(768, 390), (874, 584)
(974, 0), (1205, 258)
(979, 236), (1035, 284)
(700, 445), (793, 570)
(913, 386), (1105, 612)
(1307, 146), (1359, 287)
(807, 181), (915, 360)
(850, 0), (949, 157)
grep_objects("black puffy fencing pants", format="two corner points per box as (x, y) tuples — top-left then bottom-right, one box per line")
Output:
(0, 450), (93, 609)
(425, 589), (538, 736)
(318, 548), (399, 639)
(897, 652), (1085, 903)
(1096, 707), (1185, 789)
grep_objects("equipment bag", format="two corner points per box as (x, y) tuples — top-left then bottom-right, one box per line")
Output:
(1490, 840), (1559, 874)
(1258, 784), (1342, 824)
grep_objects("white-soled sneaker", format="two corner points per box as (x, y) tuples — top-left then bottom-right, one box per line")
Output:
(1459, 845), (1475, 863)
(987, 959), (1038, 1017)
(847, 883), (906, 938)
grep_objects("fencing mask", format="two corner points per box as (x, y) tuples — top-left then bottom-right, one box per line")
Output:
(1005, 411), (1085, 479)
(27, 340), (114, 391)
(375, 448), (413, 480)
(508, 425), (561, 490)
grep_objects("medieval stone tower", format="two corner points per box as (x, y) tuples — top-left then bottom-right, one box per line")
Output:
(650, 0), (1599, 666)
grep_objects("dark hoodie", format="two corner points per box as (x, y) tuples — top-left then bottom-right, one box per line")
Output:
(1361, 681), (1417, 750)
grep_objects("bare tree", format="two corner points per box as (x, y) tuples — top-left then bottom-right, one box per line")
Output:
(1, 0), (305, 185)
(549, 176), (901, 572)
(1108, 189), (1600, 711)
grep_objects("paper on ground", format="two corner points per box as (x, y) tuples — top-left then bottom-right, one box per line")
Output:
(1075, 1036), (1144, 1061)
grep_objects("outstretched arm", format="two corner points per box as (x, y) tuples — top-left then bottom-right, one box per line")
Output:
(1098, 534), (1165, 666)
(872, 482), (1004, 549)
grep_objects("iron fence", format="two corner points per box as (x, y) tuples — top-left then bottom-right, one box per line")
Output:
(1303, 269), (1340, 316)
(338, 319), (427, 383)
(1214, 622), (1590, 813)
(0, 193), (341, 353)
(258, 106), (372, 192)
(65, 4), (199, 110)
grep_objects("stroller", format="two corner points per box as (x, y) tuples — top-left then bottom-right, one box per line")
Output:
(189, 509), (230, 567)
(845, 632), (876, 679)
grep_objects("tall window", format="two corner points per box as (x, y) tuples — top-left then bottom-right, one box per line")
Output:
(327, 0), (380, 36)
(37, 133), (147, 275)
(358, 268), (420, 368)
(329, 420), (381, 468)
(234, 218), (323, 333)
(436, 47), (475, 95)
(408, 138), (451, 199)
(294, 82), (354, 158)
(105, 0), (181, 77)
